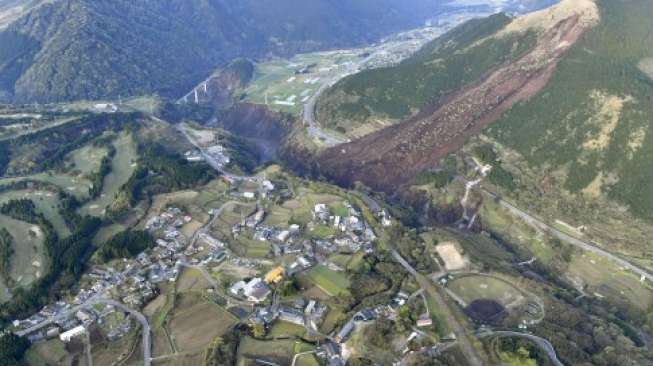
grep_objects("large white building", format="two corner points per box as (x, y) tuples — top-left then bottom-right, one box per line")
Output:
(59, 325), (86, 342)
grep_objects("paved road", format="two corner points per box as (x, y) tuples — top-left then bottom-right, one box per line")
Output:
(16, 297), (151, 366)
(302, 41), (416, 147)
(92, 299), (151, 366)
(391, 250), (485, 366)
(478, 331), (564, 366)
(482, 189), (653, 282)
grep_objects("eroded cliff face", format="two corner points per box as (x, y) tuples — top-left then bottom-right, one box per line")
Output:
(317, 0), (599, 193)
(213, 103), (295, 161)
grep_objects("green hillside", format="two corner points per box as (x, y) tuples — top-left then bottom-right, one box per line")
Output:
(315, 14), (538, 137)
(0, 0), (445, 103)
(487, 0), (653, 220)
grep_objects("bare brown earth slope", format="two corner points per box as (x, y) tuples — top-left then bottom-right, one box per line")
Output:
(318, 1), (598, 193)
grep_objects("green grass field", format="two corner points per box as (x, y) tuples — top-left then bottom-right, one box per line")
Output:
(567, 252), (653, 309)
(238, 337), (315, 365)
(305, 265), (350, 296)
(310, 225), (337, 240)
(0, 172), (91, 200)
(0, 214), (46, 301)
(244, 50), (359, 116)
(80, 133), (137, 216)
(67, 143), (109, 177)
(447, 275), (523, 307)
(0, 189), (70, 237)
(268, 321), (306, 338)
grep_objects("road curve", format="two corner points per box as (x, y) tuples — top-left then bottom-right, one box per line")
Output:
(478, 331), (564, 366)
(482, 188), (653, 282)
(15, 297), (151, 366)
(98, 299), (151, 366)
(392, 250), (484, 366)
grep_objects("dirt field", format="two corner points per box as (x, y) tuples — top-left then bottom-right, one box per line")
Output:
(238, 337), (306, 365)
(435, 242), (467, 271)
(168, 302), (236, 353)
(175, 268), (211, 292)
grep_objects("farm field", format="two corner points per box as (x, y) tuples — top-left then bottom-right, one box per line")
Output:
(237, 337), (315, 365)
(168, 300), (237, 353)
(268, 321), (306, 338)
(175, 268), (211, 292)
(80, 133), (138, 216)
(304, 265), (350, 297)
(244, 50), (360, 115)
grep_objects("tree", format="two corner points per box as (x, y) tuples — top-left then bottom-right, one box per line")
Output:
(0, 333), (29, 365)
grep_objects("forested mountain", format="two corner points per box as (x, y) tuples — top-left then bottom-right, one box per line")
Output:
(0, 0), (445, 103)
(318, 0), (653, 233)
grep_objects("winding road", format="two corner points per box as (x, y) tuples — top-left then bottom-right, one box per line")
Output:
(16, 297), (151, 366)
(392, 250), (485, 366)
(478, 331), (564, 366)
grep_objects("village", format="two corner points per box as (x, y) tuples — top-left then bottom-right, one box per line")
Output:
(7, 162), (430, 365)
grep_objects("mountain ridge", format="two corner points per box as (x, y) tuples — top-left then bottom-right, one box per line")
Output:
(0, 0), (446, 103)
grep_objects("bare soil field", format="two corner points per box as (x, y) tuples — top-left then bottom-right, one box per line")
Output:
(435, 242), (468, 271)
(168, 302), (236, 353)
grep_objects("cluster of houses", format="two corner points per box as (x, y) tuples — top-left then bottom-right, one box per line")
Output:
(315, 290), (435, 366)
(14, 302), (130, 345)
(250, 297), (328, 333)
(184, 144), (231, 169)
(11, 206), (222, 344)
(312, 202), (378, 255)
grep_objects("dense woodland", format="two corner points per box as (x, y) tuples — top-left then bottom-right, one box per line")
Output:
(0, 0), (444, 103)
(0, 228), (13, 284)
(0, 112), (139, 176)
(488, 0), (653, 219)
(316, 14), (537, 131)
(98, 230), (155, 262)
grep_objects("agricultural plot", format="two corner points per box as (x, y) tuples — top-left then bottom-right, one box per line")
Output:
(268, 321), (306, 338)
(0, 214), (46, 294)
(304, 265), (350, 296)
(244, 50), (359, 115)
(175, 268), (211, 292)
(211, 202), (256, 238)
(238, 337), (315, 365)
(81, 133), (138, 216)
(329, 252), (365, 272)
(168, 300), (237, 353)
